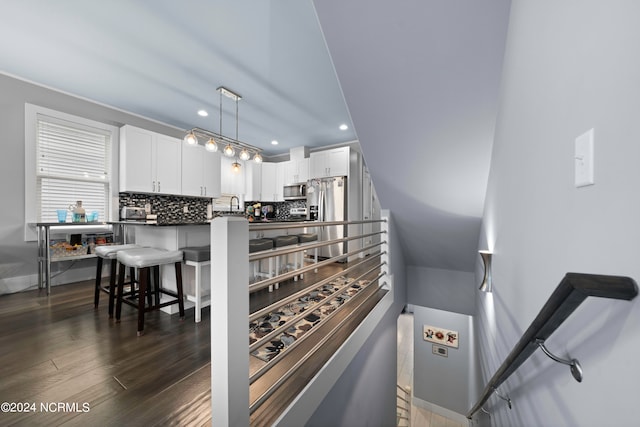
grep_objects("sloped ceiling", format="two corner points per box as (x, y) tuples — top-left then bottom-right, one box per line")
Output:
(313, 0), (511, 270)
(0, 0), (511, 272)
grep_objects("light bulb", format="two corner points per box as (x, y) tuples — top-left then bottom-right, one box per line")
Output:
(183, 131), (198, 145)
(239, 149), (250, 161)
(232, 161), (241, 173)
(223, 144), (235, 157)
(253, 153), (263, 163)
(205, 137), (218, 152)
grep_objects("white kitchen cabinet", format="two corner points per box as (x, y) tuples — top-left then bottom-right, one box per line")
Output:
(220, 155), (245, 196)
(181, 144), (221, 198)
(120, 125), (181, 194)
(310, 146), (349, 178)
(244, 161), (262, 201)
(283, 158), (309, 184)
(260, 162), (285, 201)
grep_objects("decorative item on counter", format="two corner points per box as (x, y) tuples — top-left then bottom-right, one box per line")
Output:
(253, 203), (261, 220)
(69, 201), (86, 222)
(56, 209), (68, 223)
(246, 205), (255, 221)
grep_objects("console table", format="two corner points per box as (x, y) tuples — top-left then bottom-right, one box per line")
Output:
(33, 222), (114, 295)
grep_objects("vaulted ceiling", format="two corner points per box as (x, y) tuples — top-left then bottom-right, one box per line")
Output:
(1, 0), (511, 272)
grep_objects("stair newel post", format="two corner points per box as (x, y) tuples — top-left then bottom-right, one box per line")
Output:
(211, 216), (249, 426)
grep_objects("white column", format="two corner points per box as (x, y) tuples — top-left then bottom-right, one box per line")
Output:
(211, 217), (249, 426)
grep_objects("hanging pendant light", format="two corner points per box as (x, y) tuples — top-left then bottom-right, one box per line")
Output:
(205, 137), (218, 152)
(231, 160), (241, 173)
(239, 148), (250, 161)
(183, 131), (198, 145)
(184, 86), (263, 162)
(223, 144), (235, 157)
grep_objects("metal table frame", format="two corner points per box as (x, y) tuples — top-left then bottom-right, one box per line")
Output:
(34, 222), (114, 295)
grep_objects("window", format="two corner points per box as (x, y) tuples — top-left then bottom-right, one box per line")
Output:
(37, 116), (111, 222)
(25, 104), (118, 240)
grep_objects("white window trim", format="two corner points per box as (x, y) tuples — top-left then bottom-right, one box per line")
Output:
(24, 103), (120, 241)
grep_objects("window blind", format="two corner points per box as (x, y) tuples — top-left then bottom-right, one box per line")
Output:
(36, 116), (112, 222)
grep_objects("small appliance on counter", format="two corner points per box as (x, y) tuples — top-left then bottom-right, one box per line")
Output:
(120, 206), (147, 221)
(289, 207), (308, 221)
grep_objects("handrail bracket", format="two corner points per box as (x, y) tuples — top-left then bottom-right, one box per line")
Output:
(535, 338), (583, 383)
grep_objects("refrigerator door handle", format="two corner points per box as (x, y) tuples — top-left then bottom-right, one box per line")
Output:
(318, 188), (325, 227)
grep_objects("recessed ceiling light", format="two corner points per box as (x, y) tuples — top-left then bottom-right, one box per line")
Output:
(197, 110), (208, 117)
(271, 140), (279, 145)
(339, 124), (349, 131)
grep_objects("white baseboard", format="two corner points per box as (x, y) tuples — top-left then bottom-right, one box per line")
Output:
(412, 397), (469, 425)
(0, 264), (98, 295)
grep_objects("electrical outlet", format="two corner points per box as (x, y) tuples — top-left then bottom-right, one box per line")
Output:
(183, 205), (189, 213)
(145, 203), (151, 213)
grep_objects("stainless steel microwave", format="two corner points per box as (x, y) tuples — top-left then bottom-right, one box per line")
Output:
(283, 183), (307, 200)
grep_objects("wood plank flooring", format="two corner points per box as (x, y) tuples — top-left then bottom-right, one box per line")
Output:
(0, 256), (384, 426)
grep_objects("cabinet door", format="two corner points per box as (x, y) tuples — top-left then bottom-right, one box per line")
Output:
(203, 150), (221, 198)
(284, 158), (309, 184)
(120, 125), (154, 193)
(297, 158), (309, 183)
(181, 144), (204, 197)
(309, 151), (326, 179)
(275, 162), (285, 201)
(154, 134), (182, 194)
(326, 147), (349, 177)
(244, 161), (262, 201)
(261, 162), (277, 201)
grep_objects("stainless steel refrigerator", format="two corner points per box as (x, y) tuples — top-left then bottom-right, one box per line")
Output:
(307, 176), (347, 260)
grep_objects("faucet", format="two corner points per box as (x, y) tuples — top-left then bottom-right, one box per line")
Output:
(230, 195), (240, 214)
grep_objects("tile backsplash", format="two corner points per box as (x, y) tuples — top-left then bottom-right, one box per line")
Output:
(119, 193), (211, 223)
(244, 199), (307, 221)
(120, 193), (308, 223)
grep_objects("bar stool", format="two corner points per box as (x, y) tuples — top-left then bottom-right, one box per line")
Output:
(249, 238), (274, 287)
(115, 248), (185, 336)
(181, 245), (210, 323)
(269, 235), (299, 291)
(93, 243), (141, 317)
(296, 233), (318, 278)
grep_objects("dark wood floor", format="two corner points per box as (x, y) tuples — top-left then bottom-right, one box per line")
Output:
(0, 256), (383, 427)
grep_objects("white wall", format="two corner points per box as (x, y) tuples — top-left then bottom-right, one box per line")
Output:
(408, 266), (476, 316)
(474, 1), (640, 426)
(413, 305), (473, 416)
(0, 73), (186, 294)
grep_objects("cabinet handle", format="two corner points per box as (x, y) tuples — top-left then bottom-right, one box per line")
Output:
(158, 181), (161, 192)
(152, 181), (156, 192)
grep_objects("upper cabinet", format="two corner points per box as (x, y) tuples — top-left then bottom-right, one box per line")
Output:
(310, 146), (349, 178)
(220, 156), (245, 195)
(120, 125), (181, 194)
(283, 158), (309, 184)
(244, 161), (262, 201)
(181, 144), (221, 198)
(261, 162), (285, 202)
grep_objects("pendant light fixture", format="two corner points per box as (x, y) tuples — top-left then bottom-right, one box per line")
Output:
(183, 86), (263, 164)
(231, 159), (241, 173)
(183, 130), (198, 145)
(205, 137), (218, 152)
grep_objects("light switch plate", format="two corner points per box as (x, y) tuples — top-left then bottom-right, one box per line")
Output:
(575, 128), (594, 187)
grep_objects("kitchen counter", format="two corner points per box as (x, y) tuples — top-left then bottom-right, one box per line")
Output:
(109, 220), (211, 226)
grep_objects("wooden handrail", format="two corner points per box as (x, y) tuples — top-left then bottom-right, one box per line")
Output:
(467, 272), (637, 419)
